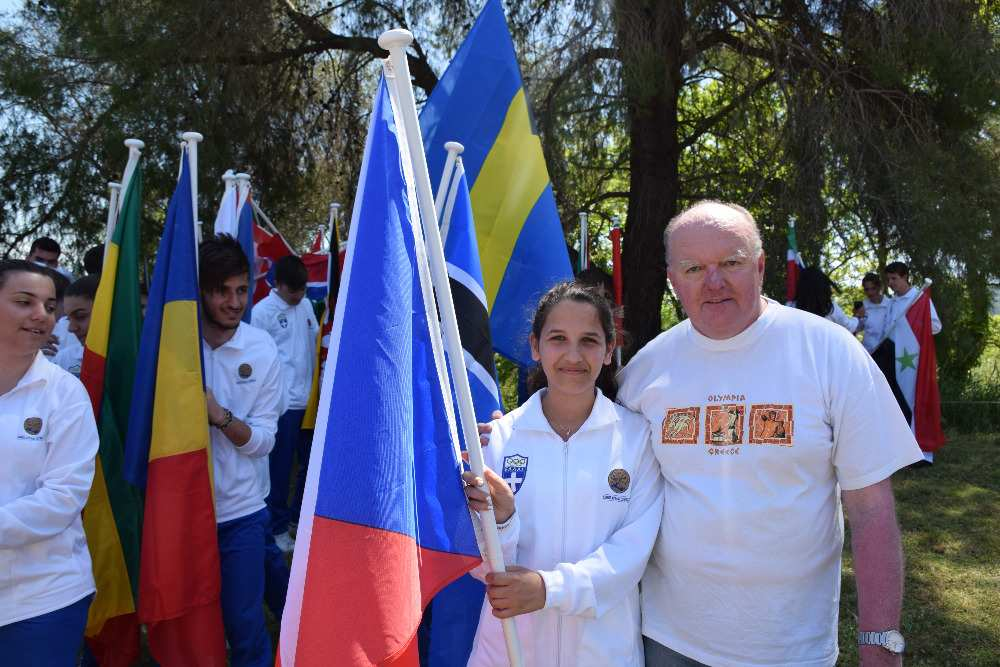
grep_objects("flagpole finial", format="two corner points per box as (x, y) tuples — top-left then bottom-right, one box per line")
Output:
(378, 28), (414, 51)
(235, 173), (251, 182)
(124, 138), (145, 151)
(330, 202), (340, 213)
(109, 182), (122, 191)
(222, 170), (236, 183)
(444, 141), (464, 155)
(181, 131), (203, 144)
(923, 278), (933, 287)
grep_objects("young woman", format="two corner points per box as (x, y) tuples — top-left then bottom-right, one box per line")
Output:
(0, 260), (98, 665)
(463, 282), (663, 667)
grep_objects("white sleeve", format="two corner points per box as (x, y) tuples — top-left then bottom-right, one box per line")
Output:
(238, 350), (283, 458)
(828, 302), (860, 333)
(828, 329), (923, 490)
(0, 386), (97, 548)
(538, 424), (664, 618)
(250, 303), (275, 337)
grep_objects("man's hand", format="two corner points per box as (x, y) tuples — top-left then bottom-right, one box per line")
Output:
(859, 645), (902, 667)
(205, 389), (226, 425)
(462, 468), (514, 523)
(485, 566), (545, 618)
(477, 409), (504, 447)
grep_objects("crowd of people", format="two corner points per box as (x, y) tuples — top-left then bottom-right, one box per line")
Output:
(2, 202), (930, 666)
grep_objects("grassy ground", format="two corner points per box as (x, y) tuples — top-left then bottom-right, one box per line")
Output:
(837, 431), (1000, 665)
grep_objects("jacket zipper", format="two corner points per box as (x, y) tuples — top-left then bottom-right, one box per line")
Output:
(556, 438), (569, 667)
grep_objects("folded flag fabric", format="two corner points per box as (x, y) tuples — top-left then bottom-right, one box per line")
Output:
(122, 149), (227, 666)
(252, 220), (294, 303)
(420, 0), (572, 367)
(884, 288), (946, 452)
(786, 221), (805, 304)
(80, 161), (144, 667)
(236, 193), (257, 322)
(278, 76), (481, 667)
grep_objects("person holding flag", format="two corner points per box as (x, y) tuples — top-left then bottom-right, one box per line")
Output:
(0, 260), (98, 664)
(198, 234), (286, 664)
(462, 282), (663, 666)
(251, 254), (318, 554)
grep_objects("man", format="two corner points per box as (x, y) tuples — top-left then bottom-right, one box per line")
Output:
(860, 272), (892, 354)
(250, 254), (318, 553)
(51, 274), (100, 376)
(26, 237), (61, 269)
(83, 245), (104, 276)
(616, 201), (922, 667)
(883, 261), (942, 465)
(198, 234), (286, 666)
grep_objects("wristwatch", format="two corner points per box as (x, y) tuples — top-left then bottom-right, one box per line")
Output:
(858, 630), (905, 654)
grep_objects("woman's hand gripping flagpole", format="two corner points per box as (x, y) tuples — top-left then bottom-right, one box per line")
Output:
(379, 28), (526, 667)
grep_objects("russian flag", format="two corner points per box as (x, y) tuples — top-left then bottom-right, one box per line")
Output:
(278, 77), (481, 666)
(236, 191), (257, 322)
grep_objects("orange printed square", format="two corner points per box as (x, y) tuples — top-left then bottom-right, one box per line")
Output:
(705, 404), (745, 445)
(749, 404), (794, 446)
(661, 407), (700, 444)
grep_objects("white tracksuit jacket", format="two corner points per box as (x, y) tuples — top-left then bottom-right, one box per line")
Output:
(468, 389), (663, 667)
(1, 352), (97, 626)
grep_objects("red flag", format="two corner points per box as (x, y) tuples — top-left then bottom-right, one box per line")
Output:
(907, 290), (946, 452)
(252, 222), (293, 303)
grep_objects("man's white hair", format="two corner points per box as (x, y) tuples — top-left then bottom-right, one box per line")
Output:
(663, 200), (763, 264)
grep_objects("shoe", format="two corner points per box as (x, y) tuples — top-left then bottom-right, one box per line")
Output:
(274, 531), (295, 554)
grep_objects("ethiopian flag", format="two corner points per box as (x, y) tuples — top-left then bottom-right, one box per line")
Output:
(80, 165), (144, 666)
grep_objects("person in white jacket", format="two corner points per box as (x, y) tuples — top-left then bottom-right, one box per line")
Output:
(199, 236), (286, 667)
(462, 282), (663, 667)
(0, 260), (98, 664)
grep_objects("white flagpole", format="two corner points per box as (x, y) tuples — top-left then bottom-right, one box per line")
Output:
(119, 138), (144, 209)
(249, 199), (287, 244)
(104, 182), (121, 257)
(379, 29), (524, 667)
(579, 211), (588, 271)
(439, 154), (465, 245)
(434, 140), (462, 220)
(182, 131), (203, 244)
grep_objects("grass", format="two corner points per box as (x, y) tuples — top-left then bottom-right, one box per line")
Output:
(837, 431), (1000, 665)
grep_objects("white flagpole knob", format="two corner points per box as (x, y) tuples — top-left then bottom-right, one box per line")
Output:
(235, 173), (251, 182)
(181, 131), (203, 144)
(444, 141), (464, 156)
(378, 29), (414, 51)
(222, 170), (236, 183)
(109, 182), (122, 192)
(124, 138), (145, 151)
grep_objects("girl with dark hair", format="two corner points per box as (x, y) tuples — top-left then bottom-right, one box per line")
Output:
(0, 260), (98, 664)
(462, 282), (663, 666)
(795, 266), (861, 333)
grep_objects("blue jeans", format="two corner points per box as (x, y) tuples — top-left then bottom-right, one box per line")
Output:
(218, 509), (272, 667)
(643, 636), (710, 667)
(0, 593), (92, 666)
(267, 409), (310, 535)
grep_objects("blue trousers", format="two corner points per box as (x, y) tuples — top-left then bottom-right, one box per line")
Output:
(0, 593), (92, 666)
(267, 409), (310, 535)
(218, 509), (272, 667)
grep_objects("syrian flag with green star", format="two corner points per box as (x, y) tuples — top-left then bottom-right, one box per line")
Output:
(885, 288), (946, 452)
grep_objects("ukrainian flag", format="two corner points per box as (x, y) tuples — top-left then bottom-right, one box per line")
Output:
(421, 0), (572, 366)
(123, 150), (227, 665)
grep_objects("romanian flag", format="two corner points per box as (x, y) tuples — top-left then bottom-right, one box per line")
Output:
(123, 150), (227, 665)
(80, 162), (144, 667)
(420, 0), (572, 366)
(279, 77), (480, 666)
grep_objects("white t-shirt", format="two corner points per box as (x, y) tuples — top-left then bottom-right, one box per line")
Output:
(49, 316), (82, 359)
(51, 343), (83, 377)
(203, 323), (285, 523)
(251, 291), (318, 411)
(617, 301), (922, 667)
(889, 288), (941, 335)
(861, 297), (892, 353)
(1, 352), (97, 626)
(825, 301), (859, 333)
(468, 389), (663, 667)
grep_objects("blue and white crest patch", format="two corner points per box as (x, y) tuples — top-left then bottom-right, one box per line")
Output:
(501, 454), (528, 495)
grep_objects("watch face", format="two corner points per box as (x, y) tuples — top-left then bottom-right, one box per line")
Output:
(884, 630), (905, 653)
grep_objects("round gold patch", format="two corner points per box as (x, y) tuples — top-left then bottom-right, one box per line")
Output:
(24, 417), (43, 435)
(608, 468), (630, 494)
(238, 363), (253, 379)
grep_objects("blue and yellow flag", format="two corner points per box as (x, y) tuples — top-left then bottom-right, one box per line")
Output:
(421, 0), (572, 366)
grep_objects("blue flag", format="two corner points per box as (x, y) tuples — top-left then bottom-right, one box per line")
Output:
(279, 76), (481, 664)
(420, 0), (572, 367)
(236, 198), (256, 323)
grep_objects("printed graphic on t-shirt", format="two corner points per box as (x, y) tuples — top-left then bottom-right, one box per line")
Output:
(705, 404), (744, 445)
(662, 407), (700, 444)
(749, 404), (794, 445)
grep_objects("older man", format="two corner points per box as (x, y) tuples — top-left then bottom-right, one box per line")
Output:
(616, 201), (922, 667)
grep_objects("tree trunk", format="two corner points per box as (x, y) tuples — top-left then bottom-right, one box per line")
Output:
(615, 0), (685, 355)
